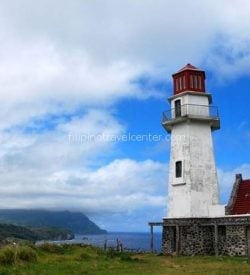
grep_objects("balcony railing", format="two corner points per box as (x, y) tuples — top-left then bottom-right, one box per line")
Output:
(162, 104), (219, 123)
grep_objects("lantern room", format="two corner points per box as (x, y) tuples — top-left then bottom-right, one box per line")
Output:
(172, 63), (206, 95)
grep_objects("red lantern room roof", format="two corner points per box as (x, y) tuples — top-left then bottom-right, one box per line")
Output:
(177, 63), (201, 73)
(172, 63), (206, 95)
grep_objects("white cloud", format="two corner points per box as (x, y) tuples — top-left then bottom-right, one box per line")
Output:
(0, 0), (249, 129)
(0, 0), (250, 230)
(0, 38), (148, 129)
(0, 109), (125, 169)
(0, 155), (167, 214)
(0, 104), (167, 215)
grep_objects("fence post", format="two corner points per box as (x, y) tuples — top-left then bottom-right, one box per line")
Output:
(104, 239), (107, 251)
(150, 224), (154, 253)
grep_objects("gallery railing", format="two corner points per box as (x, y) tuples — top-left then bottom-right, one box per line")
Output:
(162, 104), (219, 123)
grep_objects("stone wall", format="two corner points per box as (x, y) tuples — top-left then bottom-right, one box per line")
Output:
(162, 216), (250, 256)
(162, 226), (176, 254)
(225, 226), (247, 256)
(218, 225), (226, 255)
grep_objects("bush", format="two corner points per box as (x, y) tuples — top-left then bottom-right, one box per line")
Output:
(76, 252), (91, 261)
(0, 246), (16, 265)
(105, 249), (134, 261)
(119, 252), (133, 261)
(105, 248), (120, 259)
(39, 243), (64, 254)
(96, 247), (106, 257)
(17, 246), (37, 263)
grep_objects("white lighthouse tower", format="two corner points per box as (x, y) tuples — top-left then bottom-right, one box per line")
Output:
(163, 64), (224, 218)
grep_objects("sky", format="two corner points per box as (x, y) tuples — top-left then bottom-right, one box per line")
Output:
(0, 0), (250, 232)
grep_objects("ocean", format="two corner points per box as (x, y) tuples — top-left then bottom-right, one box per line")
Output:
(50, 232), (162, 253)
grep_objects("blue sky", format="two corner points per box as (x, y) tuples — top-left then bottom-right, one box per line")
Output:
(0, 0), (250, 232)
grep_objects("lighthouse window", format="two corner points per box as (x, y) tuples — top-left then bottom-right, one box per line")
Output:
(176, 79), (179, 91)
(175, 161), (182, 178)
(194, 75), (197, 89)
(190, 75), (193, 88)
(179, 77), (182, 90)
(198, 76), (202, 89)
(183, 76), (186, 89)
(175, 100), (181, 117)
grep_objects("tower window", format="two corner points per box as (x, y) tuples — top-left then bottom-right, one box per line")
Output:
(175, 161), (182, 178)
(194, 75), (197, 89)
(198, 76), (201, 89)
(190, 75), (193, 88)
(176, 79), (179, 91)
(174, 100), (181, 117)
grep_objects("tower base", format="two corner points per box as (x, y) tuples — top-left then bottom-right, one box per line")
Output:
(162, 216), (250, 256)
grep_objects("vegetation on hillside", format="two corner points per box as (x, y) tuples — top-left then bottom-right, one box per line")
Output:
(31, 226), (74, 241)
(0, 209), (107, 234)
(0, 223), (74, 243)
(0, 224), (37, 242)
(0, 243), (249, 274)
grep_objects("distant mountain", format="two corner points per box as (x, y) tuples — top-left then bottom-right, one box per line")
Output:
(0, 209), (107, 234)
(0, 223), (74, 242)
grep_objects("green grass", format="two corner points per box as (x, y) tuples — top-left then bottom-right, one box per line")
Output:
(0, 244), (249, 274)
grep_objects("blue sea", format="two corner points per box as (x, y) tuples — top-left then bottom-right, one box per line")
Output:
(50, 232), (162, 253)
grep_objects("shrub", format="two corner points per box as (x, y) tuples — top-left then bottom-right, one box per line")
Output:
(0, 246), (16, 265)
(105, 248), (120, 259)
(119, 252), (133, 261)
(76, 252), (91, 261)
(17, 246), (37, 263)
(96, 247), (106, 257)
(39, 243), (64, 254)
(26, 243), (38, 251)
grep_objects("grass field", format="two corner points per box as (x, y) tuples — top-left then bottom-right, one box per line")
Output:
(0, 243), (250, 275)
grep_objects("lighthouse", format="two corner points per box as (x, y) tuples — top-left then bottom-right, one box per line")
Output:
(162, 64), (224, 218)
(151, 64), (250, 256)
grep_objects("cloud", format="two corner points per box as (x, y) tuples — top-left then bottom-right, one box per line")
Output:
(0, 104), (167, 214)
(0, 109), (125, 169)
(0, 0), (250, 230)
(0, 0), (249, 129)
(0, 38), (149, 130)
(0, 154), (167, 214)
(204, 34), (250, 82)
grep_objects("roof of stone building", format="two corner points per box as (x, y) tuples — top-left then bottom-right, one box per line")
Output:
(226, 174), (250, 215)
(232, 179), (250, 215)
